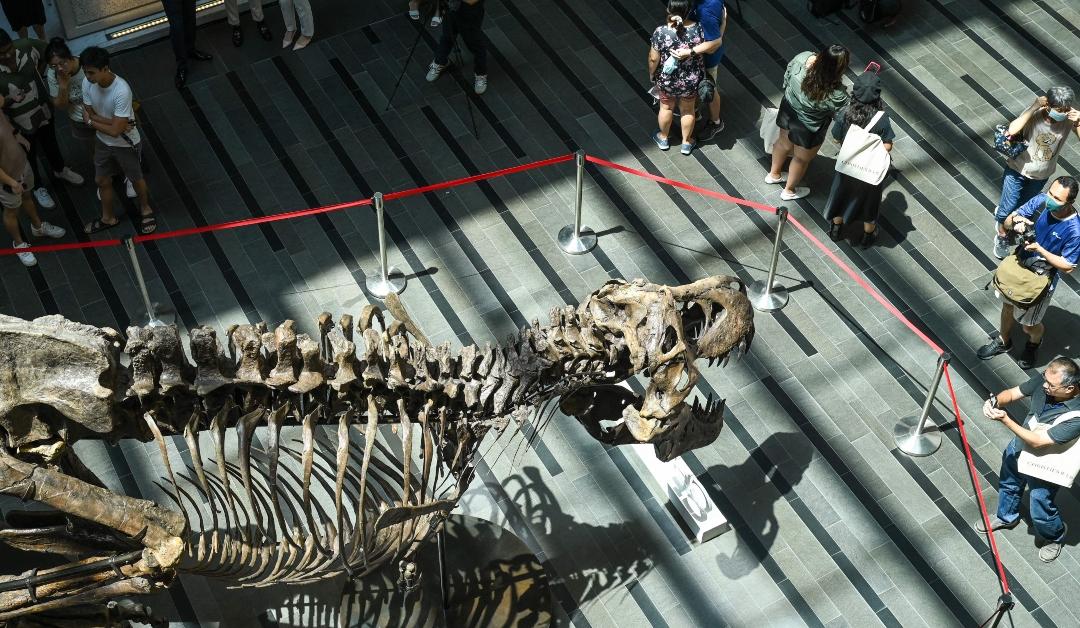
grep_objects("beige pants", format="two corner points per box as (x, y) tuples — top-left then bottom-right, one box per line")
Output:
(281, 0), (314, 37)
(225, 0), (264, 26)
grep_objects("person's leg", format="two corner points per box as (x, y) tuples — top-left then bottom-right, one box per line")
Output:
(19, 193), (44, 230)
(25, 129), (43, 186)
(1023, 322), (1045, 344)
(784, 144), (822, 193)
(250, 0), (265, 22)
(97, 176), (116, 224)
(433, 10), (458, 67)
(31, 24), (43, 39)
(679, 96), (697, 144)
(2, 205), (23, 244)
(999, 304), (1015, 344)
(768, 130), (793, 179)
(657, 99), (674, 140)
(459, 3), (487, 75)
(224, 0), (241, 26)
(123, 145), (153, 218)
(36, 121), (67, 174)
(995, 442), (1025, 524)
(1028, 479), (1064, 541)
(183, 0), (197, 52)
(160, 0), (189, 68)
(295, 0), (314, 37)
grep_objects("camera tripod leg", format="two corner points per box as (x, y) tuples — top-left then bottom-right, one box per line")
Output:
(451, 40), (480, 138)
(386, 24), (426, 112)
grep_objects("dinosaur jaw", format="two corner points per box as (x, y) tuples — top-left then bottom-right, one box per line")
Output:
(623, 396), (725, 462)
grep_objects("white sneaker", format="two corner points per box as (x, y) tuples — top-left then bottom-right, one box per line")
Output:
(780, 187), (810, 201)
(32, 187), (55, 209)
(426, 61), (448, 82)
(474, 74), (488, 95)
(31, 221), (66, 239)
(125, 178), (137, 198)
(12, 241), (36, 267)
(53, 167), (84, 185)
(764, 173), (786, 184)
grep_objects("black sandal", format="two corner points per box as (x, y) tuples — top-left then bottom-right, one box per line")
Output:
(860, 229), (877, 249)
(137, 214), (157, 235)
(828, 221), (843, 242)
(84, 218), (120, 234)
(232, 25), (243, 47)
(256, 21), (272, 41)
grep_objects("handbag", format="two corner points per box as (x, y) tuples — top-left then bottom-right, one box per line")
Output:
(759, 107), (780, 154)
(994, 124), (1028, 159)
(990, 251), (1053, 309)
(1018, 411), (1080, 487)
(834, 110), (891, 185)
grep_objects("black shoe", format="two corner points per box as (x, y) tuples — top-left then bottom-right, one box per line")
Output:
(1017, 342), (1040, 369)
(232, 26), (243, 47)
(976, 335), (1012, 360)
(698, 119), (724, 142)
(174, 67), (187, 89)
(189, 48), (213, 61)
(256, 21), (272, 41)
(859, 229), (877, 249)
(828, 221), (843, 242)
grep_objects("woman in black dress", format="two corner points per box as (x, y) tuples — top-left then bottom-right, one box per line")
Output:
(825, 73), (895, 248)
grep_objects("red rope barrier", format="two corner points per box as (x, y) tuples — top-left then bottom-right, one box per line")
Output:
(944, 364), (1012, 594)
(0, 153), (575, 256)
(585, 154), (779, 214)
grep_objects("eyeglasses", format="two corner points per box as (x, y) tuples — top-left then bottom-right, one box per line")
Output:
(1044, 378), (1074, 391)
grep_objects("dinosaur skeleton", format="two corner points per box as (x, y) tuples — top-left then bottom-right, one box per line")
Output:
(0, 276), (753, 625)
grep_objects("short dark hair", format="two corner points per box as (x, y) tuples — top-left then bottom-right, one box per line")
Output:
(79, 46), (110, 71)
(1046, 86), (1075, 110)
(1053, 175), (1079, 203)
(1049, 357), (1080, 388)
(0, 30), (11, 48)
(44, 38), (73, 63)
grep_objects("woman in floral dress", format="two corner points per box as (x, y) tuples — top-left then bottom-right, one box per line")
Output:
(648, 0), (705, 155)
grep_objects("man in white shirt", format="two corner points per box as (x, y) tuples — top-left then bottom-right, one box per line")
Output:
(78, 47), (155, 235)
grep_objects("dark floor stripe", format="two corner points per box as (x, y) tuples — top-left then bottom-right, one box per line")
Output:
(625, 580), (671, 628)
(966, 0), (1080, 86)
(179, 89), (286, 253)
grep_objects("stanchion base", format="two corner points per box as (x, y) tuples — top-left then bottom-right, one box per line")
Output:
(894, 414), (942, 456)
(146, 302), (173, 327)
(558, 225), (597, 255)
(366, 267), (407, 299)
(747, 280), (789, 312)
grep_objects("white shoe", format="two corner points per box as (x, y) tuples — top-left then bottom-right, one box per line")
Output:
(54, 167), (84, 185)
(32, 187), (55, 209)
(426, 61), (448, 82)
(125, 178), (137, 198)
(430, 14), (443, 27)
(282, 30), (295, 48)
(780, 187), (810, 201)
(12, 241), (36, 266)
(764, 173), (786, 184)
(293, 35), (312, 51)
(31, 221), (65, 239)
(474, 74), (488, 95)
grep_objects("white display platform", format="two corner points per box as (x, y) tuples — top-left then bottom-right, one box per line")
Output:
(631, 443), (730, 543)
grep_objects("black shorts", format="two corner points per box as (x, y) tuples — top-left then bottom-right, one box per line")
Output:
(776, 97), (830, 149)
(1, 0), (46, 30)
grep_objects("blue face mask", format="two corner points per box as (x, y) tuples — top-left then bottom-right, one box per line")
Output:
(1048, 109), (1069, 122)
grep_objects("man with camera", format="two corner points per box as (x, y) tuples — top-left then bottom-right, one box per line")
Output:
(423, 0), (488, 95)
(977, 175), (1080, 369)
(977, 358), (1080, 562)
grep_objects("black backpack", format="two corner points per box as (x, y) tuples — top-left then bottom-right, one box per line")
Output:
(858, 0), (902, 23)
(808, 0), (845, 17)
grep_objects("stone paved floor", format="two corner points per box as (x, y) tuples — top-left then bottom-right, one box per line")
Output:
(3, 0), (1080, 625)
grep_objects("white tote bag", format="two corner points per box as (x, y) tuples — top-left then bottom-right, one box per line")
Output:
(759, 107), (780, 154)
(1018, 411), (1080, 487)
(834, 110), (891, 185)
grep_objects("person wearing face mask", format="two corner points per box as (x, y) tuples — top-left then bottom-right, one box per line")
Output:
(993, 87), (1080, 260)
(978, 176), (1080, 368)
(977, 357), (1080, 562)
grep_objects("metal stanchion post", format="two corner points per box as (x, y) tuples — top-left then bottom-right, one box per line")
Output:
(558, 150), (597, 255)
(747, 206), (790, 312)
(122, 236), (165, 327)
(365, 192), (407, 298)
(894, 352), (949, 456)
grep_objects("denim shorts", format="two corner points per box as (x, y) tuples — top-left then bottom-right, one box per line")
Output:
(996, 167), (1046, 224)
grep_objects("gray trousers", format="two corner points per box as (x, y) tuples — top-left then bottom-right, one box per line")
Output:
(281, 0), (314, 37)
(224, 0), (264, 26)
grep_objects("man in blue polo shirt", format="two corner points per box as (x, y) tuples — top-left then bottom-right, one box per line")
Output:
(978, 357), (1080, 562)
(977, 175), (1080, 368)
(673, 0), (727, 140)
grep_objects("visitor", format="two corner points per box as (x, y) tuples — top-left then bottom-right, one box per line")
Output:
(280, 0), (315, 50)
(161, 0), (213, 89)
(224, 0), (272, 47)
(648, 0), (705, 156)
(978, 358), (1080, 563)
(766, 44), (850, 201)
(425, 0), (487, 95)
(672, 0), (726, 141)
(992, 88), (1080, 259)
(79, 47), (156, 236)
(0, 109), (65, 267)
(977, 176), (1080, 369)
(824, 72), (894, 248)
(0, 30), (84, 211)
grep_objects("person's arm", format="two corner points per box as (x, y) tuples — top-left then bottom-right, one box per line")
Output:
(1008, 96), (1046, 136)
(674, 7), (726, 59)
(0, 163), (21, 192)
(1069, 108), (1080, 141)
(982, 384), (1055, 446)
(648, 43), (660, 81)
(1024, 240), (1078, 273)
(49, 71), (70, 110)
(989, 412), (1056, 449)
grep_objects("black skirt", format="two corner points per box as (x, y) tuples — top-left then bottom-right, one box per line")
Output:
(776, 97), (830, 149)
(824, 171), (885, 225)
(0, 0), (46, 30)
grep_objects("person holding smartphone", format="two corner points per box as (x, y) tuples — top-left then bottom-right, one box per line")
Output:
(0, 106), (65, 266)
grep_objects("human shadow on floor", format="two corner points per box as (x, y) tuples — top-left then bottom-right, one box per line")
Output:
(704, 431), (815, 580)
